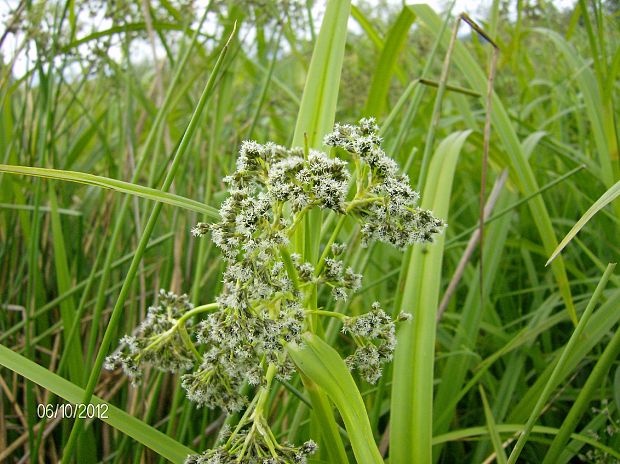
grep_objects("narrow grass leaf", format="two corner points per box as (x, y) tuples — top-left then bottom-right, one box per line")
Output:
(535, 27), (619, 186)
(61, 25), (236, 462)
(432, 424), (620, 459)
(507, 289), (620, 423)
(543, 313), (620, 463)
(547, 179), (620, 265)
(479, 386), (508, 464)
(48, 187), (84, 383)
(350, 5), (383, 49)
(0, 164), (220, 219)
(411, 4), (576, 324)
(364, 7), (415, 116)
(291, 0), (350, 147)
(299, 374), (349, 464)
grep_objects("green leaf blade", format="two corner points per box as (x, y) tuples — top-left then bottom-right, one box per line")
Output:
(288, 333), (383, 464)
(0, 164), (220, 220)
(390, 130), (470, 464)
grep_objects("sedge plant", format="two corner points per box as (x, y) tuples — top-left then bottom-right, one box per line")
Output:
(103, 118), (445, 462)
(2, 1), (620, 463)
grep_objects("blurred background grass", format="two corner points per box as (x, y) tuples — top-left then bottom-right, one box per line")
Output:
(1, 0), (619, 462)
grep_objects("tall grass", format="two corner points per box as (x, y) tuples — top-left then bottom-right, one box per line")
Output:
(1, 1), (619, 463)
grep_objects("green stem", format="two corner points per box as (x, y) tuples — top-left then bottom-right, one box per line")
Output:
(177, 302), (219, 326)
(234, 364), (278, 459)
(305, 310), (346, 320)
(288, 204), (313, 237)
(254, 364), (277, 417)
(314, 215), (346, 276)
(346, 196), (382, 212)
(178, 325), (202, 362)
(227, 394), (260, 448)
(280, 246), (300, 290)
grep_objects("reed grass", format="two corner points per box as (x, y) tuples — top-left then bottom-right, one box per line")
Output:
(1, 1), (619, 463)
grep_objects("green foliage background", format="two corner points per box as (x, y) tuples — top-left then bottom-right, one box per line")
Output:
(0, 0), (619, 462)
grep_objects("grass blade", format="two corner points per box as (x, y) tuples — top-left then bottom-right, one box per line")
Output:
(411, 4), (577, 324)
(479, 386), (508, 464)
(390, 130), (471, 463)
(48, 187), (84, 384)
(288, 333), (383, 464)
(547, 179), (620, 265)
(364, 7), (415, 116)
(286, 2), (352, 457)
(291, 0), (350, 148)
(535, 26), (619, 186)
(299, 374), (349, 463)
(61, 24), (236, 462)
(432, 423), (620, 459)
(0, 164), (220, 219)
(543, 311), (620, 463)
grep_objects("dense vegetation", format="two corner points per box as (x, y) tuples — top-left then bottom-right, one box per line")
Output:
(1, 0), (619, 463)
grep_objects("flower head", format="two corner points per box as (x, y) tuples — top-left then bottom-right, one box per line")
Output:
(342, 302), (402, 384)
(175, 118), (443, 460)
(104, 290), (195, 385)
(323, 117), (446, 249)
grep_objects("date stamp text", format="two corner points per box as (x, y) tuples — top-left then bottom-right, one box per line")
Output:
(36, 403), (109, 419)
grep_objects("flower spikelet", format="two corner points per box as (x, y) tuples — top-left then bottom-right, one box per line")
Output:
(104, 290), (195, 385)
(342, 302), (399, 384)
(323, 117), (446, 249)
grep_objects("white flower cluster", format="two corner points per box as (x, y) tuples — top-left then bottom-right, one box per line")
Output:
(324, 118), (445, 248)
(181, 297), (303, 412)
(342, 302), (399, 384)
(181, 346), (258, 412)
(187, 118), (442, 394)
(191, 140), (353, 258)
(104, 290), (195, 385)
(290, 251), (362, 301)
(186, 142), (335, 411)
(107, 119), (441, 462)
(272, 150), (350, 212)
